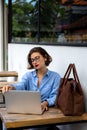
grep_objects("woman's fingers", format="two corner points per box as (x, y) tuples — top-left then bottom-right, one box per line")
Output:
(2, 85), (14, 93)
(41, 101), (49, 111)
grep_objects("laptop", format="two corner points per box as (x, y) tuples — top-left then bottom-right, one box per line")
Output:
(4, 90), (44, 114)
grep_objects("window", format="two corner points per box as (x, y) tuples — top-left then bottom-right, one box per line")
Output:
(5, 0), (87, 46)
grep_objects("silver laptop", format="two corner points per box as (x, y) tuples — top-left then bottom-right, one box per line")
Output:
(4, 90), (44, 114)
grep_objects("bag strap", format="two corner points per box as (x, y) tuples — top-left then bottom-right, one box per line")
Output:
(62, 64), (73, 85)
(72, 64), (79, 82)
(60, 63), (83, 92)
(62, 64), (81, 86)
(73, 64), (83, 94)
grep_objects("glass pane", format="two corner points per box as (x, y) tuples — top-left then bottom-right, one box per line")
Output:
(12, 0), (38, 42)
(40, 0), (59, 43)
(40, 0), (87, 44)
(5, 0), (38, 43)
(5, 0), (87, 45)
(55, 0), (87, 44)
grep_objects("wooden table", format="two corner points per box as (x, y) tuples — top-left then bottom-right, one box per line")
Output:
(0, 107), (87, 130)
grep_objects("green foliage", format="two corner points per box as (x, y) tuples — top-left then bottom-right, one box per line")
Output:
(10, 0), (66, 41)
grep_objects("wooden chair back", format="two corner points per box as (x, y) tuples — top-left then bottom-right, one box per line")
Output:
(0, 71), (18, 107)
(0, 71), (18, 81)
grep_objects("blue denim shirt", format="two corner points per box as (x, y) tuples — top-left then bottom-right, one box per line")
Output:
(11, 69), (61, 106)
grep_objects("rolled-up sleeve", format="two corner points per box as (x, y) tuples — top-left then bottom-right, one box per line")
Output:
(10, 73), (29, 90)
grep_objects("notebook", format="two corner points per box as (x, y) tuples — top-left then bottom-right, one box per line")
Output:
(4, 90), (44, 114)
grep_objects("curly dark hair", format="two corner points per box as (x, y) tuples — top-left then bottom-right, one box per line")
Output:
(27, 47), (52, 69)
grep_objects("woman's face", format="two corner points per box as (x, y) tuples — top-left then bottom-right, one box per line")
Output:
(31, 52), (46, 70)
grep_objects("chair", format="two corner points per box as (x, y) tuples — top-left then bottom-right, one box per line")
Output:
(0, 71), (18, 81)
(0, 71), (18, 88)
(0, 71), (18, 107)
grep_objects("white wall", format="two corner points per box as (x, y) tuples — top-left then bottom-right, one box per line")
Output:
(8, 43), (87, 130)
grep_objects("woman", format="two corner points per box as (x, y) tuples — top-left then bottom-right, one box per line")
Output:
(2, 47), (61, 130)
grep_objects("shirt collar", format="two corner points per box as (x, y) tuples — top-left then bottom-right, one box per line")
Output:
(33, 69), (49, 77)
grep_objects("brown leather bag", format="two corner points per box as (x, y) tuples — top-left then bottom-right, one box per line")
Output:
(56, 64), (85, 116)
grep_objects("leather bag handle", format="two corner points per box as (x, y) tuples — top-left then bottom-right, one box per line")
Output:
(73, 64), (80, 83)
(62, 64), (73, 85)
(62, 64), (81, 87)
(73, 64), (83, 94)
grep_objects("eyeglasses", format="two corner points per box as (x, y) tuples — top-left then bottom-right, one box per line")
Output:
(31, 56), (40, 63)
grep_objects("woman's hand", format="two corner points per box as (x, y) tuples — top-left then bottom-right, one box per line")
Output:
(41, 100), (49, 111)
(2, 85), (15, 93)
